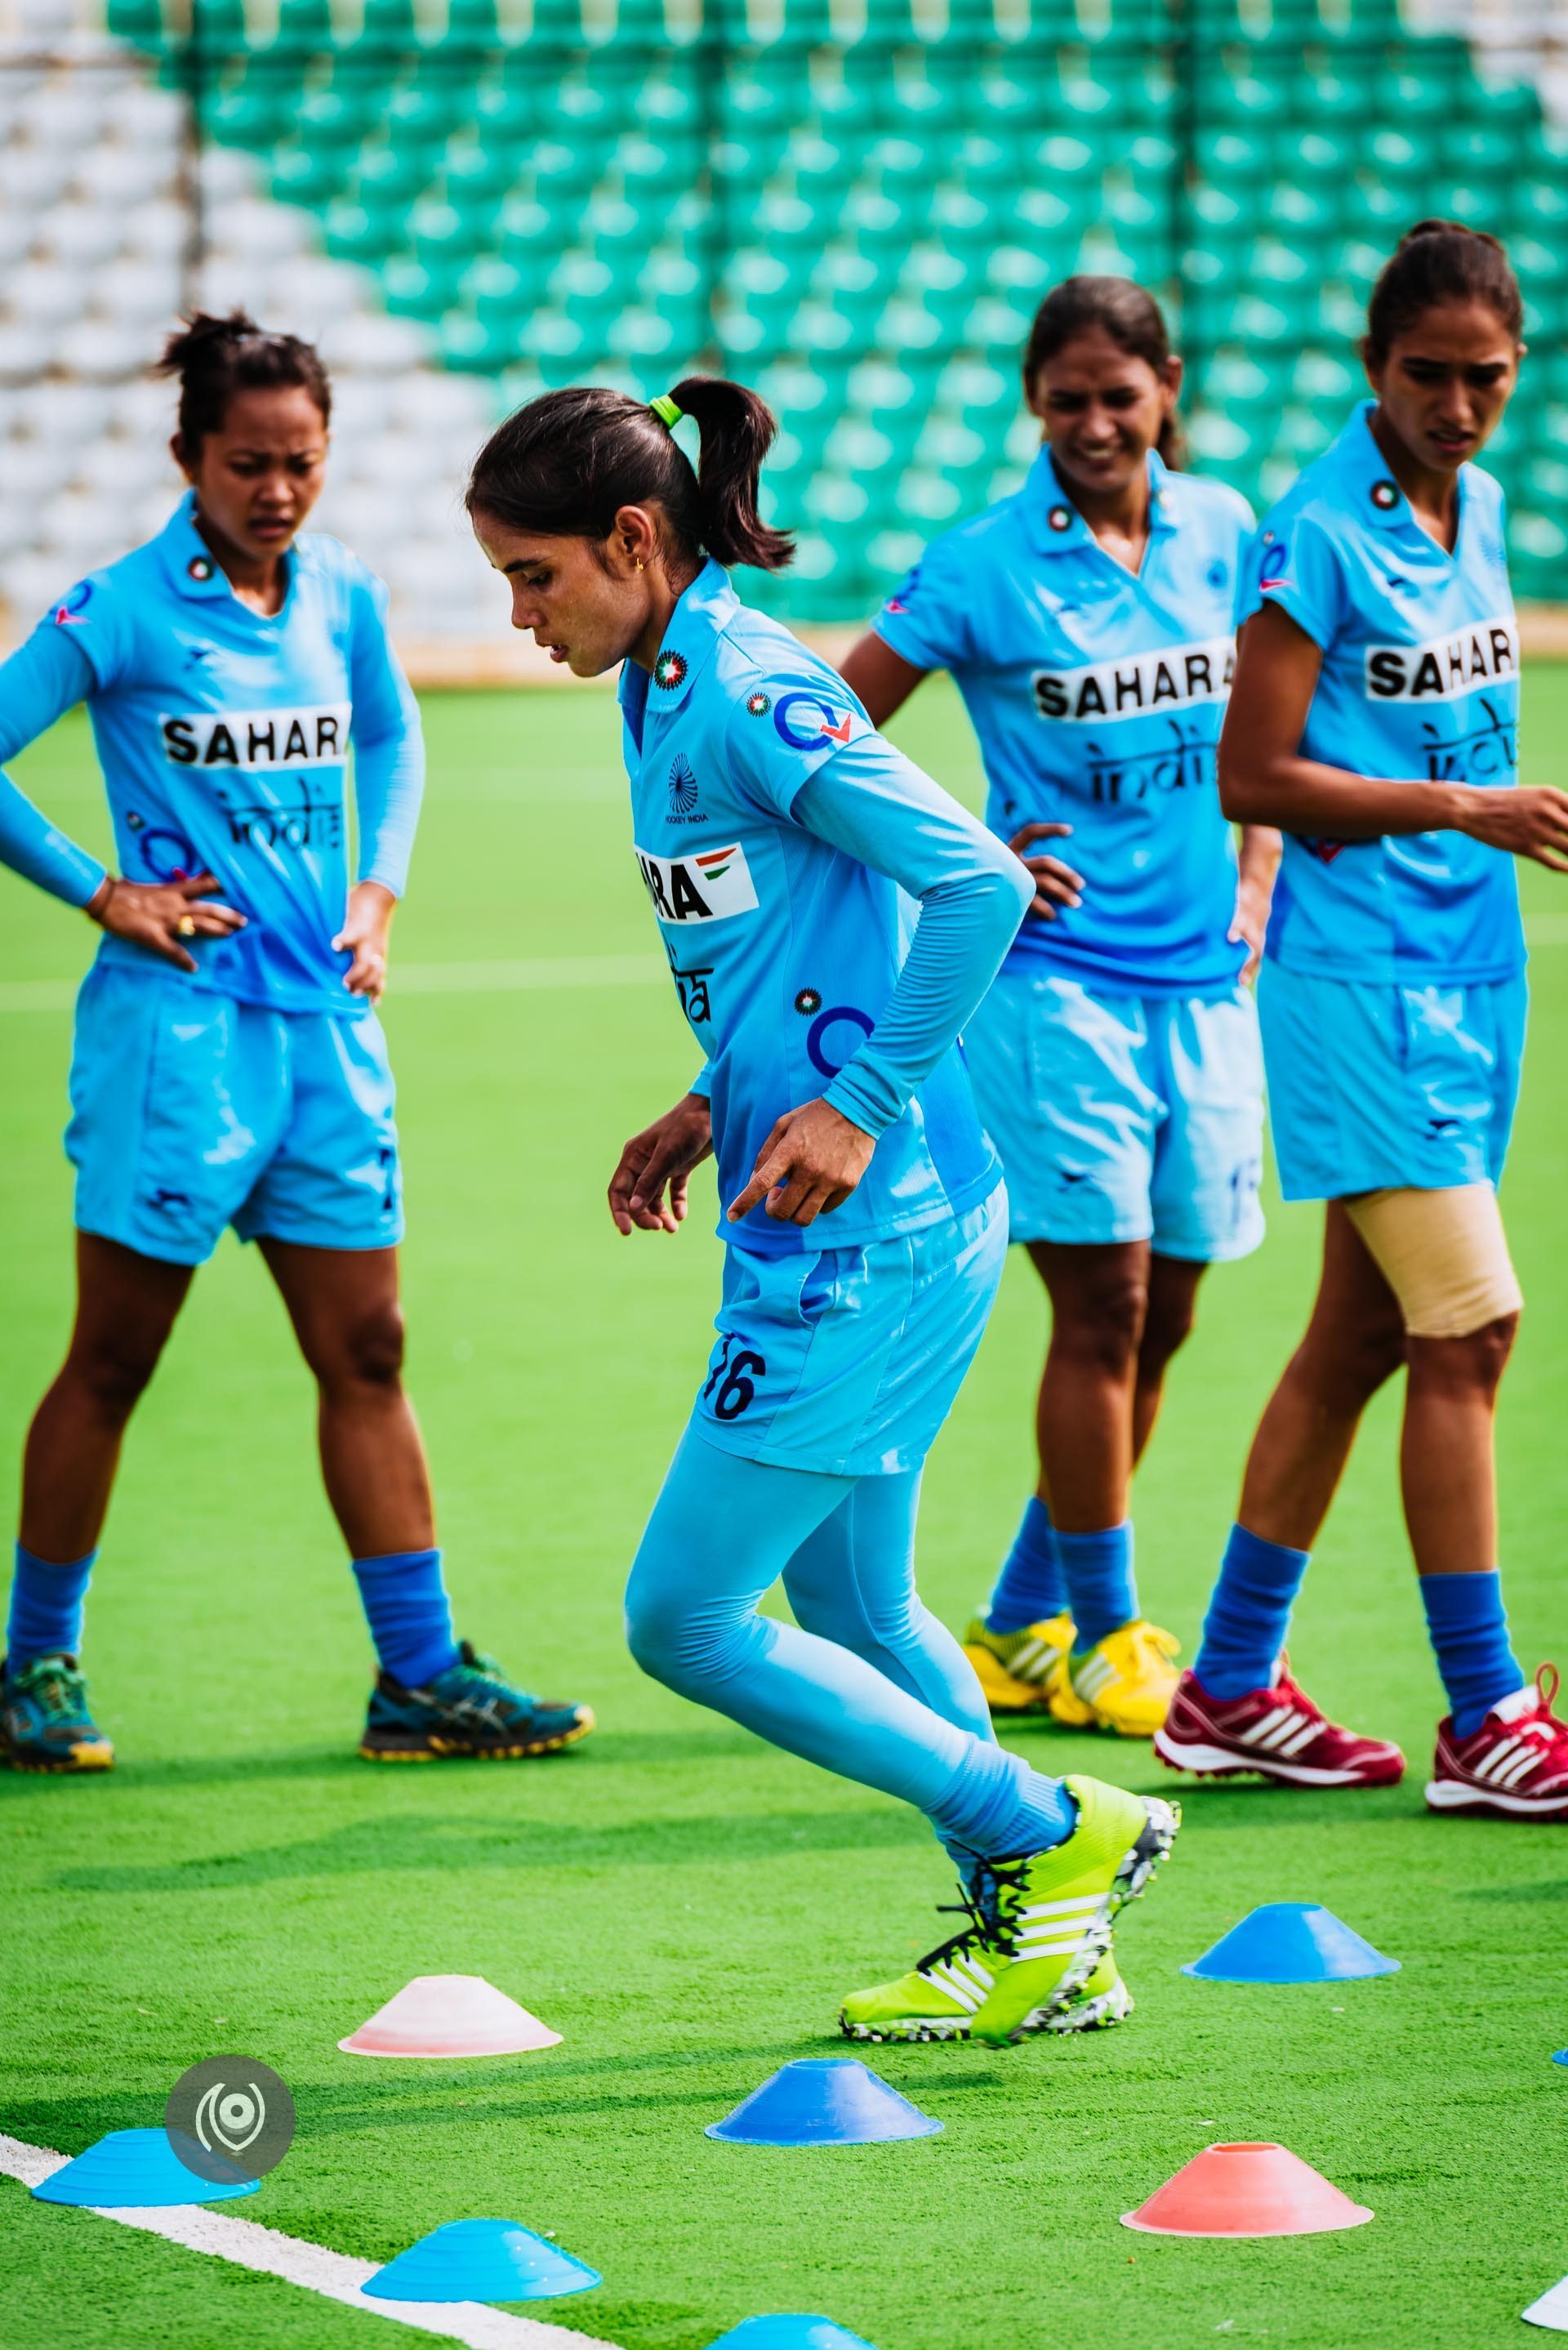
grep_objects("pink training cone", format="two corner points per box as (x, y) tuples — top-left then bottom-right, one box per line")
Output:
(338, 1974), (563, 2059)
(1120, 2142), (1374, 2238)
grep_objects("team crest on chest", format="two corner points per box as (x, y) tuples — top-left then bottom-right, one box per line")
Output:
(654, 649), (688, 691)
(668, 752), (700, 815)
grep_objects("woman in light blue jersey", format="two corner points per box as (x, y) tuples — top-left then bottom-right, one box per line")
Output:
(0, 312), (589, 1773)
(467, 377), (1179, 2043)
(1156, 223), (1568, 1819)
(841, 278), (1277, 1741)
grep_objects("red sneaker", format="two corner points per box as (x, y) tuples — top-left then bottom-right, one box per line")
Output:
(1153, 1661), (1405, 1788)
(1426, 1666), (1568, 1821)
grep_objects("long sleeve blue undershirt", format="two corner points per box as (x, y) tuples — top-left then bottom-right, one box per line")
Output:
(792, 746), (1031, 1139)
(0, 628), (106, 905)
(0, 613), (422, 907)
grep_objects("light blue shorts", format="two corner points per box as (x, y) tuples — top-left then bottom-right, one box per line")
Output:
(693, 1184), (1007, 1476)
(67, 964), (403, 1266)
(963, 968), (1265, 1262)
(1258, 961), (1527, 1202)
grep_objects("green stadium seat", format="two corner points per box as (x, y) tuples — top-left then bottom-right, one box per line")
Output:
(270, 145), (344, 209)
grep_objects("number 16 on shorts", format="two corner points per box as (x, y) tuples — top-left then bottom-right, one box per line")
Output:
(700, 1330), (768, 1425)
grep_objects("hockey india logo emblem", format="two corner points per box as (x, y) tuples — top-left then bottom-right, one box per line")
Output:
(654, 649), (688, 690)
(668, 753), (698, 814)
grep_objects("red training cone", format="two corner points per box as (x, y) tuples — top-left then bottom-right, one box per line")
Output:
(1121, 2142), (1373, 2238)
(338, 1974), (562, 2058)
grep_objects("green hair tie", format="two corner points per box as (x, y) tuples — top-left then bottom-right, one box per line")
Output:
(648, 393), (684, 428)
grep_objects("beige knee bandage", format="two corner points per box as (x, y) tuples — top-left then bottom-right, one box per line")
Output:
(1343, 1184), (1522, 1339)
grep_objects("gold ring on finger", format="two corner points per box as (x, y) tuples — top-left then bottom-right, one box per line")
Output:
(176, 916), (196, 937)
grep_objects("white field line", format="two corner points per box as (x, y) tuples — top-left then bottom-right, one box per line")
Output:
(0, 2133), (621, 2350)
(0, 954), (667, 1014)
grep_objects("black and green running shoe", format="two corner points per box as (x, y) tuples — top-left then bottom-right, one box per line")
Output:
(2, 1652), (115, 1773)
(359, 1639), (594, 1762)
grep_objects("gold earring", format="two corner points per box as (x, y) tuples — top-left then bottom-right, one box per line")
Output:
(635, 556), (645, 571)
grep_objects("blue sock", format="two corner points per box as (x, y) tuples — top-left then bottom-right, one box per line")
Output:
(933, 1750), (1078, 1860)
(350, 1549), (459, 1688)
(7, 1543), (97, 1665)
(986, 1496), (1067, 1631)
(1194, 1523), (1312, 1699)
(1060, 1523), (1137, 1651)
(1419, 1572), (1524, 1739)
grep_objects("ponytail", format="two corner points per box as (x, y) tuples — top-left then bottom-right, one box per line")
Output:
(157, 309), (331, 451)
(465, 377), (794, 574)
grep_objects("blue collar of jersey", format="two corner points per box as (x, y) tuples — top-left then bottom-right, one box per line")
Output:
(155, 492), (296, 603)
(1339, 399), (1466, 537)
(617, 555), (736, 722)
(1019, 444), (1178, 558)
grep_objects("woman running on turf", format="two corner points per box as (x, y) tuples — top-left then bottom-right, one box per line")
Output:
(1155, 223), (1568, 1817)
(466, 379), (1178, 2042)
(840, 277), (1277, 1739)
(0, 311), (589, 1772)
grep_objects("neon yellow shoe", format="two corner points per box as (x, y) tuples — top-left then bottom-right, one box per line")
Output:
(1049, 1620), (1181, 1737)
(969, 1775), (1180, 2045)
(962, 1612), (1076, 1717)
(839, 1880), (1132, 2045)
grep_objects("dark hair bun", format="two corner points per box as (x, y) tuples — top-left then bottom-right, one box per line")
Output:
(155, 310), (332, 449)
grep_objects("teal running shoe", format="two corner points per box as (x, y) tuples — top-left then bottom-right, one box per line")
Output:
(359, 1639), (593, 1761)
(2, 1653), (114, 1773)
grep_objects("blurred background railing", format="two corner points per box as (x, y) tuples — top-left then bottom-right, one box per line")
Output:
(2, 0), (1566, 658)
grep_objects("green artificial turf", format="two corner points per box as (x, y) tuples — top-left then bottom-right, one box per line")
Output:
(3, 676), (1568, 2350)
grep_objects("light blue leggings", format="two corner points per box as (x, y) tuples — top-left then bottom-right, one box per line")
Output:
(625, 1426), (1076, 1862)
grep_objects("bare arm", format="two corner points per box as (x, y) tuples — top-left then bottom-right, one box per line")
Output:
(838, 632), (928, 730)
(1230, 822), (1281, 981)
(1219, 603), (1568, 867)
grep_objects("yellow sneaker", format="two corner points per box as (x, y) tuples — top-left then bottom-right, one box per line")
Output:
(1049, 1620), (1181, 1738)
(962, 1612), (1076, 1717)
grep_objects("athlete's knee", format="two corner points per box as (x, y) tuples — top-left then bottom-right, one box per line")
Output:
(1408, 1311), (1519, 1396)
(1295, 1311), (1406, 1407)
(1051, 1267), (1148, 1375)
(1139, 1283), (1198, 1376)
(624, 1567), (755, 1697)
(318, 1299), (407, 1395)
(65, 1325), (167, 1424)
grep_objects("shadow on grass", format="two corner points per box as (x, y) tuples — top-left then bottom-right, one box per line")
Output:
(56, 1805), (929, 1893)
(2, 2040), (992, 2152)
(0, 1725), (762, 1799)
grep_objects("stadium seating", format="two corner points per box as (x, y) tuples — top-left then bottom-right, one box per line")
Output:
(1, 0), (1565, 636)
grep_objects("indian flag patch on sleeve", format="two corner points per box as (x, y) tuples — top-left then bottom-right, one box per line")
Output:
(635, 841), (760, 924)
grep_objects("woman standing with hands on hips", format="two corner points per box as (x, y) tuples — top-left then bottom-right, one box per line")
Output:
(841, 278), (1276, 1741)
(466, 377), (1179, 2043)
(0, 312), (590, 1773)
(1156, 224), (1568, 1814)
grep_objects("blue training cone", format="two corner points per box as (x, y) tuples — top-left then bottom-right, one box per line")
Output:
(1183, 1902), (1399, 1984)
(363, 2218), (600, 2302)
(33, 2128), (260, 2209)
(706, 2058), (941, 2147)
(1552, 2050), (1568, 2067)
(706, 2319), (880, 2348)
